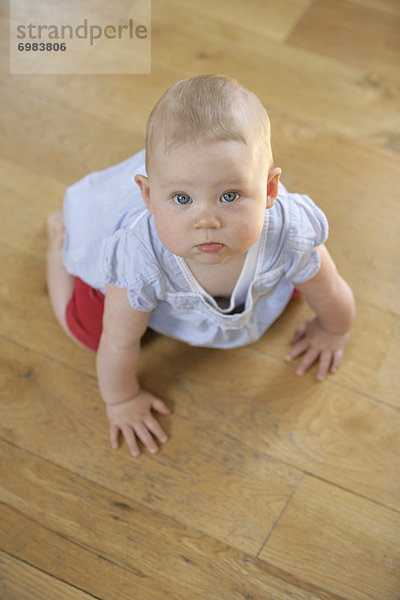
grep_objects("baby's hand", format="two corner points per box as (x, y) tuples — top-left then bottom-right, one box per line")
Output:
(286, 316), (349, 381)
(106, 390), (171, 457)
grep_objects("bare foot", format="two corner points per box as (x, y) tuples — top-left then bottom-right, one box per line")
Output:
(46, 209), (73, 330)
(46, 210), (92, 351)
(47, 210), (65, 253)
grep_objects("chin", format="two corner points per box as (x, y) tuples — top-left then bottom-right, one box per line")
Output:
(193, 253), (229, 265)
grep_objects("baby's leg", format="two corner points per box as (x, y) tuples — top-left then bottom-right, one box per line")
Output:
(46, 211), (88, 349)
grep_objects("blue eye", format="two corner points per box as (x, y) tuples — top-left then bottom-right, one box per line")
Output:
(172, 193), (192, 205)
(220, 191), (239, 203)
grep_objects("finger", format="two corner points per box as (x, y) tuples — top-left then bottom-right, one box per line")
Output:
(330, 349), (344, 373)
(286, 337), (310, 361)
(134, 423), (159, 454)
(144, 415), (168, 444)
(121, 425), (141, 457)
(296, 348), (320, 375)
(109, 424), (120, 450)
(316, 351), (333, 381)
(151, 398), (171, 415)
(291, 322), (307, 344)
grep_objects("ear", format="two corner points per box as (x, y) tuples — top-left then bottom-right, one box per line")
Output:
(134, 174), (152, 212)
(266, 167), (281, 209)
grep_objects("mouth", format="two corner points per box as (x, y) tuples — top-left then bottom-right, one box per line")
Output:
(196, 243), (224, 254)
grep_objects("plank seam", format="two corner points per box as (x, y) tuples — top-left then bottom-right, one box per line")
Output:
(256, 472), (304, 559)
(0, 549), (102, 600)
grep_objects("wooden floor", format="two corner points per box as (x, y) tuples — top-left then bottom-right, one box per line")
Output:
(1, 0), (400, 598)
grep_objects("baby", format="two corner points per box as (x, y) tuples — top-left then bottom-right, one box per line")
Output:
(47, 74), (355, 457)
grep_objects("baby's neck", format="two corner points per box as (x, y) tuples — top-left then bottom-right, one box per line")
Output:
(185, 253), (246, 300)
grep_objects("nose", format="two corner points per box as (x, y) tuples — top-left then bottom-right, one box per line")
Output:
(193, 208), (221, 229)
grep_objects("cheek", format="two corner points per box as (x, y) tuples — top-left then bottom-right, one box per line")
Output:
(231, 207), (265, 247)
(152, 210), (187, 252)
(235, 225), (262, 250)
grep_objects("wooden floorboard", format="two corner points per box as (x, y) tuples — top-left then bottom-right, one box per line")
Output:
(260, 476), (400, 600)
(1, 0), (399, 597)
(287, 0), (400, 74)
(0, 441), (340, 600)
(0, 551), (96, 600)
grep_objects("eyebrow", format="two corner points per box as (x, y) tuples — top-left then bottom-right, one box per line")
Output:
(160, 178), (250, 190)
(160, 181), (194, 189)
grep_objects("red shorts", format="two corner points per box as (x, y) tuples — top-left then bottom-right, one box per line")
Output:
(65, 278), (105, 352)
(291, 288), (301, 299)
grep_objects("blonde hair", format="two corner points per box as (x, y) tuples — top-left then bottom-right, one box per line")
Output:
(145, 74), (273, 173)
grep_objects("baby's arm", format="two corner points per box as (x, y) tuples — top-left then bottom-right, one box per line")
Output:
(96, 283), (170, 456)
(286, 245), (356, 380)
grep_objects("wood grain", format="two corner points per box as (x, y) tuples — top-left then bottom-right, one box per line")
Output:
(255, 296), (400, 409)
(260, 475), (400, 600)
(2, 1), (399, 157)
(271, 131), (400, 313)
(0, 337), (302, 555)
(0, 243), (96, 375)
(349, 0), (400, 14)
(0, 552), (94, 600)
(1, 0), (399, 597)
(0, 441), (339, 600)
(0, 84), (144, 185)
(150, 0), (400, 151)
(288, 0), (400, 74)
(0, 504), (166, 600)
(170, 0), (315, 42)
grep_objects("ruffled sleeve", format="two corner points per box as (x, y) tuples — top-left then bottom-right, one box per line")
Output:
(283, 193), (329, 283)
(101, 227), (163, 312)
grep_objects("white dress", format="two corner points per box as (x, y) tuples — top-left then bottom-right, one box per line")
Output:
(63, 149), (328, 348)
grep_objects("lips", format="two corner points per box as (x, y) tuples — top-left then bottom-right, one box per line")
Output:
(196, 243), (224, 253)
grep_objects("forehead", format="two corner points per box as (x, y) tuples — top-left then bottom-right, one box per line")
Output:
(150, 141), (266, 188)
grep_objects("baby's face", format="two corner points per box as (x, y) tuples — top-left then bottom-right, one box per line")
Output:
(138, 140), (273, 266)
